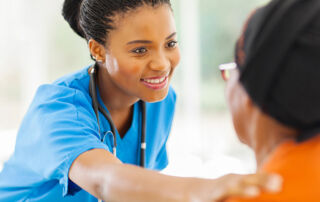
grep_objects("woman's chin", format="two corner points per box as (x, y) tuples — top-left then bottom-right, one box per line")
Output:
(141, 88), (169, 103)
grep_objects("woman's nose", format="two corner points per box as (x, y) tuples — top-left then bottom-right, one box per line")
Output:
(149, 52), (170, 71)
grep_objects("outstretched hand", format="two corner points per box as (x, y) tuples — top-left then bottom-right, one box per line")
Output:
(187, 172), (282, 202)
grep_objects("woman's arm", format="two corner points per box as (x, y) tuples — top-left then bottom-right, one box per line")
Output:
(69, 149), (281, 202)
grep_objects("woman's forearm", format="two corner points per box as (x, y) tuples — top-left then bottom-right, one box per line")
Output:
(70, 149), (282, 202)
(97, 163), (196, 202)
(70, 149), (197, 201)
(98, 164), (219, 202)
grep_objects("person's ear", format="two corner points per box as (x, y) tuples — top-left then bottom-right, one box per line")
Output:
(88, 39), (106, 63)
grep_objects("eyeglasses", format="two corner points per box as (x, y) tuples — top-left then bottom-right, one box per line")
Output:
(219, 62), (237, 81)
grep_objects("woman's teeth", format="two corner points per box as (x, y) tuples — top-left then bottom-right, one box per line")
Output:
(143, 77), (166, 84)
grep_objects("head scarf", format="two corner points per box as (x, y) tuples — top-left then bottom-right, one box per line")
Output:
(235, 0), (320, 141)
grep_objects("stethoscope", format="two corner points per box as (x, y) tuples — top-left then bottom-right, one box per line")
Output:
(88, 64), (146, 168)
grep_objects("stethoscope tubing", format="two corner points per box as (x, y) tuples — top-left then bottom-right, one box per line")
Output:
(89, 64), (146, 167)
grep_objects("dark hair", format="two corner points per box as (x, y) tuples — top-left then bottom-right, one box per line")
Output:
(235, 0), (320, 141)
(62, 0), (171, 45)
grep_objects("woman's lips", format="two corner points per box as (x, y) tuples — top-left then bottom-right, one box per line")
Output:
(141, 75), (168, 90)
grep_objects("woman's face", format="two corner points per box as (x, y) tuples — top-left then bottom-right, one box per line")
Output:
(101, 4), (180, 103)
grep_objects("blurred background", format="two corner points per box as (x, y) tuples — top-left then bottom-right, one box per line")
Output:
(0, 0), (269, 178)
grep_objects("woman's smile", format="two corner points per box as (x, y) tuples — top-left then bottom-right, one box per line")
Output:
(94, 4), (180, 103)
(141, 73), (169, 90)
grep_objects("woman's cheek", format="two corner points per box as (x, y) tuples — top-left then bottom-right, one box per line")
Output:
(171, 48), (181, 69)
(227, 81), (250, 145)
(105, 56), (120, 75)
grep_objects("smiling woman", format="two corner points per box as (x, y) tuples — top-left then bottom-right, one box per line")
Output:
(0, 0), (281, 202)
(89, 4), (180, 106)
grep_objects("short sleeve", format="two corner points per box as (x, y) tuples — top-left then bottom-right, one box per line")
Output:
(15, 84), (108, 197)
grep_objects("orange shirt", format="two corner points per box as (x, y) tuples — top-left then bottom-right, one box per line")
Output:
(226, 135), (320, 202)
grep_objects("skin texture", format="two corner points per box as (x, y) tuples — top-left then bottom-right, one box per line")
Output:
(225, 69), (298, 168)
(69, 4), (283, 202)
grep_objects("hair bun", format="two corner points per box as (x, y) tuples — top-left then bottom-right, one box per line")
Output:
(62, 0), (86, 39)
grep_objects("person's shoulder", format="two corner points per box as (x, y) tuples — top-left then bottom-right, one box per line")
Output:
(25, 82), (96, 133)
(32, 65), (92, 105)
(34, 84), (76, 104)
(227, 136), (320, 202)
(52, 65), (91, 91)
(31, 68), (93, 116)
(34, 83), (86, 104)
(262, 136), (320, 201)
(263, 135), (320, 174)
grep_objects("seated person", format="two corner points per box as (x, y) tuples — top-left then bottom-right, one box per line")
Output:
(221, 0), (320, 201)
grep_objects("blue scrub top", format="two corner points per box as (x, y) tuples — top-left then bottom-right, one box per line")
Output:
(0, 66), (176, 202)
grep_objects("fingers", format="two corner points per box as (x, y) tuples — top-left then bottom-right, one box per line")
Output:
(215, 173), (283, 202)
(225, 183), (261, 198)
(223, 176), (260, 199)
(241, 173), (283, 193)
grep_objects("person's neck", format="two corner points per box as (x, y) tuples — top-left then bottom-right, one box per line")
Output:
(249, 114), (297, 169)
(253, 131), (290, 169)
(97, 68), (139, 113)
(94, 67), (139, 138)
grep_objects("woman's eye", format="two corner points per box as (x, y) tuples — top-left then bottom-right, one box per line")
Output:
(131, 47), (147, 54)
(166, 40), (178, 48)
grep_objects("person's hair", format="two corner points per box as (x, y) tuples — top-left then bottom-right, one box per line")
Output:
(62, 0), (171, 45)
(234, 0), (320, 141)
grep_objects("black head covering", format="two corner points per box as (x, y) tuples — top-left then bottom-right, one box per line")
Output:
(235, 0), (320, 141)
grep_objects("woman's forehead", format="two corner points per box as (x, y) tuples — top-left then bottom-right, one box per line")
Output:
(109, 4), (176, 41)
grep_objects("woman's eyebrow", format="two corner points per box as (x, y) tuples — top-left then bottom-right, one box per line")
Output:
(166, 32), (176, 40)
(126, 32), (177, 45)
(127, 40), (152, 45)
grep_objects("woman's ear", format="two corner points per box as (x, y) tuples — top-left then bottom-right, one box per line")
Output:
(88, 39), (106, 63)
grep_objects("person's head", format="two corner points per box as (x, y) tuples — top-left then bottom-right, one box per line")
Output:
(62, 0), (180, 102)
(222, 0), (320, 147)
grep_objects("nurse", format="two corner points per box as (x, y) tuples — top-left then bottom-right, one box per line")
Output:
(0, 0), (281, 201)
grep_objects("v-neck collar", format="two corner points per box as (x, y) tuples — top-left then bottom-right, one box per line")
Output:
(95, 86), (140, 144)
